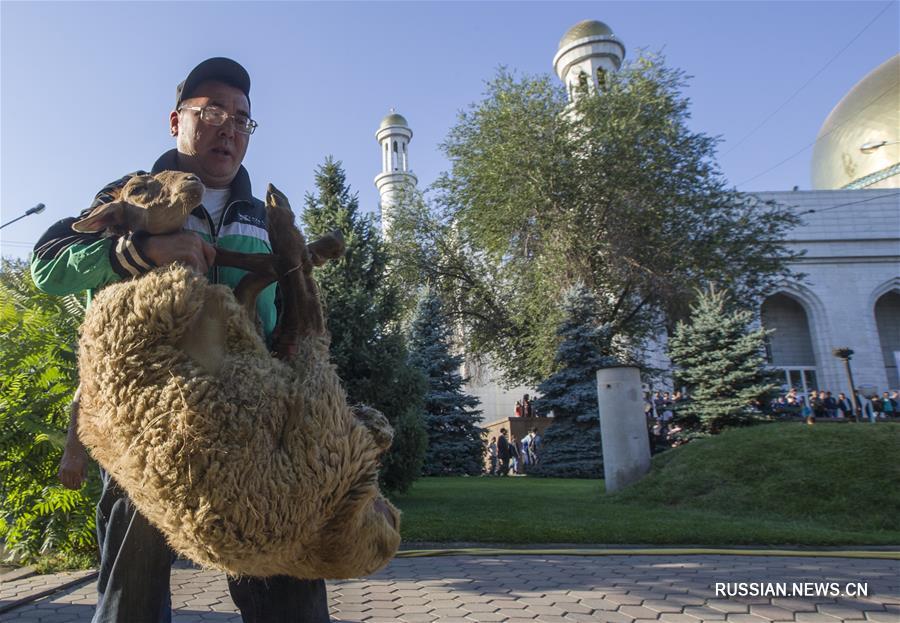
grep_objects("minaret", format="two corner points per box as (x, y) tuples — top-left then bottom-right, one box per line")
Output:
(553, 20), (625, 101)
(374, 110), (417, 237)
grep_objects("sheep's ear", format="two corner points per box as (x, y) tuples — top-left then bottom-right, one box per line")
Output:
(72, 202), (126, 233)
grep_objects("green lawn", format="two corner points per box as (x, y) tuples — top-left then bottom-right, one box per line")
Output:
(389, 423), (900, 547)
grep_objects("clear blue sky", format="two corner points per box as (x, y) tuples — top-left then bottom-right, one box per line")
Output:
(2, 1), (897, 259)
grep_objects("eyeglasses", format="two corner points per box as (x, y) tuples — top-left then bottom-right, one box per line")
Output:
(178, 104), (258, 135)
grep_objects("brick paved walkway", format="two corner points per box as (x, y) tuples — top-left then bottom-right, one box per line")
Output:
(1, 554), (897, 622)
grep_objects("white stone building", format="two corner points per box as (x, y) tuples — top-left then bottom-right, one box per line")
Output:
(756, 52), (900, 397)
(374, 20), (900, 420)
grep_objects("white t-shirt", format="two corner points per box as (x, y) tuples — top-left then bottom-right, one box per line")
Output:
(203, 186), (231, 231)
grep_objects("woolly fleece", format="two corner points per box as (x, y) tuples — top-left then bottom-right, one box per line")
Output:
(77, 265), (401, 579)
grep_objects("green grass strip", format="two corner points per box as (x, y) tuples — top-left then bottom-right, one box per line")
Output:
(396, 548), (900, 560)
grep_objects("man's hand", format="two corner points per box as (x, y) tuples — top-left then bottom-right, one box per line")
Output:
(58, 439), (88, 490)
(140, 231), (216, 274)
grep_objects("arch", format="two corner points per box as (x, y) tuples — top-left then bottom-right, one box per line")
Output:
(578, 71), (588, 91)
(868, 276), (900, 311)
(874, 287), (900, 390)
(596, 67), (608, 89)
(760, 283), (830, 395)
(761, 293), (815, 367)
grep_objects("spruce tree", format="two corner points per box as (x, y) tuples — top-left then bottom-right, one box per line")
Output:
(408, 289), (484, 475)
(532, 285), (616, 478)
(668, 285), (779, 435)
(302, 157), (427, 492)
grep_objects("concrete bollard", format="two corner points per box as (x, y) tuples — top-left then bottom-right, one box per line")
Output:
(596, 366), (651, 493)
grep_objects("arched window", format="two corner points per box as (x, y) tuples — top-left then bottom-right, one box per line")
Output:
(875, 290), (900, 389)
(393, 141), (398, 171)
(578, 71), (588, 91)
(596, 67), (608, 90)
(761, 293), (818, 395)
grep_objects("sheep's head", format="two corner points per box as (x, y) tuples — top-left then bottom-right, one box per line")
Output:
(72, 171), (205, 236)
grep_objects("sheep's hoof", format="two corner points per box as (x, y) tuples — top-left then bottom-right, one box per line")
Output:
(350, 404), (393, 452)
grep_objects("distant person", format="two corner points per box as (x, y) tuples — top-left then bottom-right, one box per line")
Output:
(872, 393), (884, 419)
(509, 436), (521, 473)
(855, 391), (875, 423)
(487, 437), (498, 475)
(661, 393), (674, 421)
(837, 392), (853, 419)
(882, 392), (895, 417)
(522, 394), (534, 418)
(800, 396), (813, 420)
(824, 391), (838, 418)
(497, 428), (511, 476)
(514, 400), (523, 418)
(530, 427), (542, 464)
(521, 431), (532, 471)
(811, 390), (827, 420)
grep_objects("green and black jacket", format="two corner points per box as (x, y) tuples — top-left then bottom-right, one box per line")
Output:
(30, 149), (277, 338)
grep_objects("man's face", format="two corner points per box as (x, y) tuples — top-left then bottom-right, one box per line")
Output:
(170, 80), (251, 188)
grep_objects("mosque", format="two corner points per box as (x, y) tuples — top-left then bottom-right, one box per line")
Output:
(372, 20), (900, 421)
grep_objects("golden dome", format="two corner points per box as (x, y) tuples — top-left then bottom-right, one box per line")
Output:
(558, 20), (614, 50)
(811, 54), (899, 189)
(379, 112), (409, 130)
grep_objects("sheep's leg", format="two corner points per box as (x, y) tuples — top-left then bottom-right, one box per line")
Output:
(214, 248), (279, 319)
(214, 248), (279, 275)
(263, 184), (327, 358)
(307, 230), (345, 266)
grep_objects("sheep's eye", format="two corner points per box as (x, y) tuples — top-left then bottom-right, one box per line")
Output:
(130, 184), (147, 194)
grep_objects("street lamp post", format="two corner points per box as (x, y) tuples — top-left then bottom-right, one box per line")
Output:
(0, 204), (45, 230)
(832, 347), (859, 421)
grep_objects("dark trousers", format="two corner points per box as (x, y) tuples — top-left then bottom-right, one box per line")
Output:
(498, 457), (510, 476)
(94, 469), (330, 623)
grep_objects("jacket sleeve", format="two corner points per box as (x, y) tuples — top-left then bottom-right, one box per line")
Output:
(30, 172), (157, 296)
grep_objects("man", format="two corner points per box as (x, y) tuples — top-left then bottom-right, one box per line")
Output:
(521, 429), (534, 471)
(509, 435), (521, 474)
(824, 391), (838, 418)
(836, 392), (853, 419)
(856, 390), (876, 423)
(810, 390), (826, 420)
(32, 58), (329, 623)
(487, 436), (498, 475)
(496, 428), (511, 476)
(529, 427), (541, 464)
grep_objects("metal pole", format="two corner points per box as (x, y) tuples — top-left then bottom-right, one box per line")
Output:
(833, 348), (859, 422)
(842, 357), (859, 420)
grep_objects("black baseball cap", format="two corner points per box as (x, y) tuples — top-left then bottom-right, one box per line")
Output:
(176, 57), (251, 108)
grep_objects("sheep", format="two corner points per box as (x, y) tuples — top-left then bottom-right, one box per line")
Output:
(76, 180), (401, 580)
(72, 171), (205, 236)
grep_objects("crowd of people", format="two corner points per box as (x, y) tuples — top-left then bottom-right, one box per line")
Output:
(770, 387), (899, 423)
(644, 391), (688, 452)
(642, 384), (899, 452)
(486, 427), (542, 476)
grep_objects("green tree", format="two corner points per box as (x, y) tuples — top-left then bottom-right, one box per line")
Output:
(532, 285), (617, 478)
(668, 285), (780, 434)
(302, 158), (427, 492)
(0, 260), (99, 562)
(408, 289), (484, 475)
(393, 56), (801, 387)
